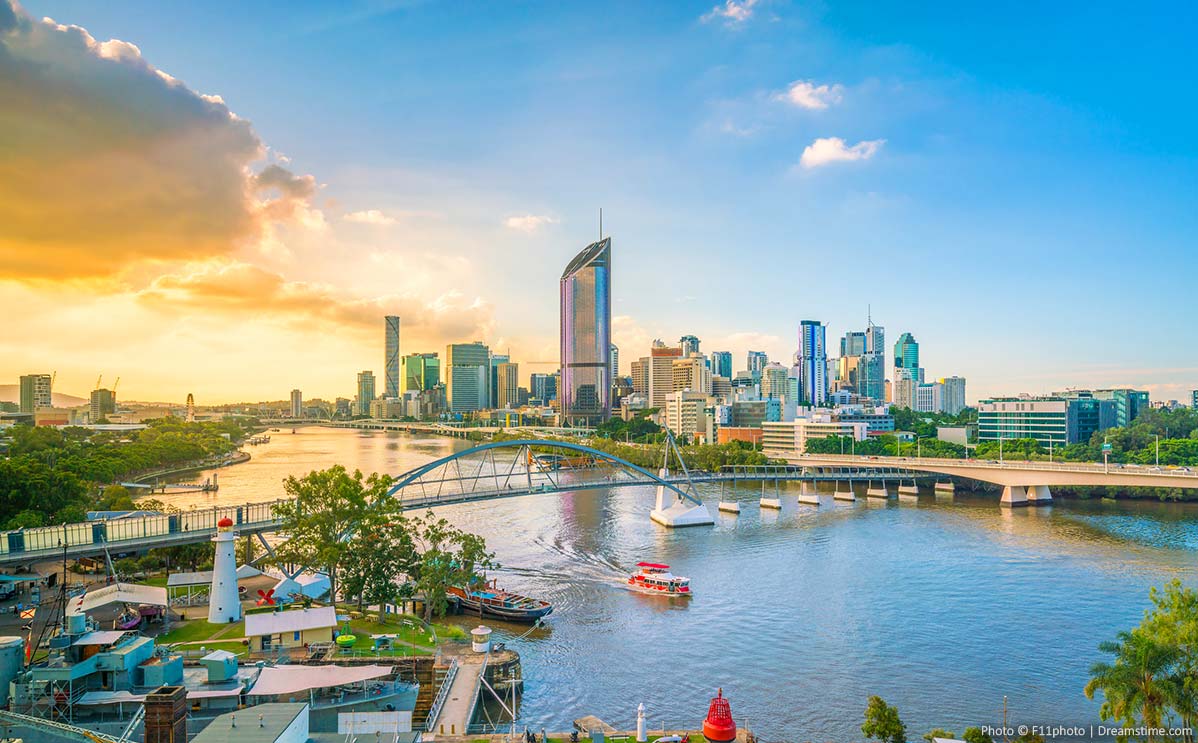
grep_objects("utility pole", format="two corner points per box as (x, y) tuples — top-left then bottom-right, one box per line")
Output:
(1156, 434), (1160, 467)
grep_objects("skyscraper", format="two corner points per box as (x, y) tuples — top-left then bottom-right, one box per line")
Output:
(761, 363), (789, 401)
(447, 342), (491, 414)
(679, 335), (701, 356)
(356, 372), (375, 416)
(384, 315), (401, 399)
(19, 373), (52, 413)
(710, 351), (733, 380)
(560, 237), (611, 425)
(531, 373), (557, 403)
(746, 351), (769, 383)
(290, 389), (303, 417)
(860, 317), (886, 402)
(648, 341), (683, 408)
(402, 353), (440, 393)
(840, 332), (866, 358)
(90, 388), (115, 422)
(939, 376), (967, 415)
(489, 353), (510, 407)
(610, 343), (619, 382)
(798, 320), (827, 406)
(893, 333), (921, 379)
(496, 362), (520, 409)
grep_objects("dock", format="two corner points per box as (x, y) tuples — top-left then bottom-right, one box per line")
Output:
(429, 654), (485, 737)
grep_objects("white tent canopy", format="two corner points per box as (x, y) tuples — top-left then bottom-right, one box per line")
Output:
(70, 582), (168, 615)
(248, 664), (393, 697)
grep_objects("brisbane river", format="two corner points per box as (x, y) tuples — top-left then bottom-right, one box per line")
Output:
(169, 427), (1198, 739)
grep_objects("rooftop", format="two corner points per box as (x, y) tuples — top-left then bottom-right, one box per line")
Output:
(244, 606), (336, 637)
(191, 702), (308, 743)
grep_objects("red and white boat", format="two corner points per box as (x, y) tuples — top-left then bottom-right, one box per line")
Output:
(627, 562), (692, 597)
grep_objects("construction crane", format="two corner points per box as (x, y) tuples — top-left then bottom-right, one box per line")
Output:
(112, 377), (120, 395)
(95, 374), (102, 391)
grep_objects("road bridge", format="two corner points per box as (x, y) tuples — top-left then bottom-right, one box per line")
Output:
(787, 453), (1198, 505)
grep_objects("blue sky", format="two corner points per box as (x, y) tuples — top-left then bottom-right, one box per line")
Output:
(6, 0), (1197, 402)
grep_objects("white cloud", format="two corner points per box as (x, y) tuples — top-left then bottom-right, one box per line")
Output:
(701, 0), (758, 26)
(799, 137), (885, 169)
(344, 209), (397, 225)
(775, 80), (843, 110)
(503, 214), (558, 233)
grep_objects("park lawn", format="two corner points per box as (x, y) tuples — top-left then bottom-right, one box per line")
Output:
(158, 618), (244, 645)
(340, 613), (465, 655)
(140, 573), (169, 588)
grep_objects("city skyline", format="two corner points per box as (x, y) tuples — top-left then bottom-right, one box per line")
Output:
(1, 0), (1195, 404)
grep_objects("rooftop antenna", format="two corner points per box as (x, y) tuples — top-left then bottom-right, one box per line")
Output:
(867, 304), (873, 327)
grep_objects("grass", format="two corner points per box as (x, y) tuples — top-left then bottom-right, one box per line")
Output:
(331, 612), (466, 656)
(157, 618), (244, 645)
(140, 573), (169, 588)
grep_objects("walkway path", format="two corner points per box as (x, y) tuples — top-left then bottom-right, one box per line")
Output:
(432, 658), (484, 736)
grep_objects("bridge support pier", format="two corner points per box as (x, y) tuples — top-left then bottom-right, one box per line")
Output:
(866, 482), (891, 499)
(1027, 484), (1053, 505)
(898, 483), (920, 497)
(934, 480), (955, 494)
(650, 480), (714, 528)
(1000, 485), (1028, 507)
(797, 483), (820, 505)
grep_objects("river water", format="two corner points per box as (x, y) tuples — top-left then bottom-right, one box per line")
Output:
(167, 427), (1198, 740)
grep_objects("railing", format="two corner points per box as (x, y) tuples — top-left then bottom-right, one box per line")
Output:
(0, 709), (124, 743)
(791, 453), (1198, 478)
(422, 656), (460, 732)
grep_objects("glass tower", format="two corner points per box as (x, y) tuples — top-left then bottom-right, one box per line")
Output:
(384, 315), (401, 399)
(560, 237), (611, 425)
(798, 320), (827, 406)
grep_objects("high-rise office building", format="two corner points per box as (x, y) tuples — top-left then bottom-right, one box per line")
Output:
(384, 315), (401, 399)
(447, 341), (491, 414)
(680, 335), (701, 356)
(630, 359), (648, 397)
(1192, 390), (1198, 410)
(859, 318), (885, 402)
(798, 320), (827, 406)
(90, 388), (116, 422)
(19, 373), (52, 413)
(746, 351), (769, 383)
(531, 373), (558, 403)
(290, 389), (303, 417)
(648, 341), (683, 408)
(761, 363), (789, 402)
(840, 332), (866, 358)
(939, 376), (967, 415)
(402, 353), (440, 393)
(560, 237), (612, 425)
(610, 343), (619, 382)
(496, 362), (520, 409)
(356, 371), (375, 416)
(893, 333), (920, 377)
(489, 354), (510, 408)
(710, 351), (733, 380)
(672, 353), (712, 395)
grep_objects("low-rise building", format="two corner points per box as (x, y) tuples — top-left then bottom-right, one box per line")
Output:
(761, 417), (868, 456)
(244, 606), (336, 653)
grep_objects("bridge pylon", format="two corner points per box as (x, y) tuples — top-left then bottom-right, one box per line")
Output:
(649, 432), (715, 528)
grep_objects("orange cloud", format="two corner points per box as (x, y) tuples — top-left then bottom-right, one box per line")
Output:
(136, 261), (496, 347)
(0, 0), (315, 281)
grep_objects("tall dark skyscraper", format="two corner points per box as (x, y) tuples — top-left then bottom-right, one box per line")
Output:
(560, 237), (611, 425)
(384, 315), (400, 399)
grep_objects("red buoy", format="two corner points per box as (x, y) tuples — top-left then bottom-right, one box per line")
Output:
(702, 687), (737, 743)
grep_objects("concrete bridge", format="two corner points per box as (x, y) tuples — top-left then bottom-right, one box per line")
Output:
(785, 453), (1198, 505)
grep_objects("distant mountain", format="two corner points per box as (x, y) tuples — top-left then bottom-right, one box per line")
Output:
(0, 384), (88, 408)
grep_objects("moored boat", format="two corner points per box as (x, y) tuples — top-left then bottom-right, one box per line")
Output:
(448, 580), (553, 622)
(627, 562), (692, 597)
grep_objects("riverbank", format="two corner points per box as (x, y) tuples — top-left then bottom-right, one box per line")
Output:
(128, 449), (251, 485)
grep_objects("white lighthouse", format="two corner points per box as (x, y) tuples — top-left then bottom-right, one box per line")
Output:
(207, 517), (241, 624)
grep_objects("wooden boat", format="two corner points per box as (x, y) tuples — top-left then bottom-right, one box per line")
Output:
(627, 562), (692, 597)
(448, 580), (553, 622)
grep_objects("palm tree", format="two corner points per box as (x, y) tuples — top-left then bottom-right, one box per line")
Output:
(1084, 630), (1183, 742)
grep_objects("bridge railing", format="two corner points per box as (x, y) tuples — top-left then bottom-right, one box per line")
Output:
(791, 454), (1198, 478)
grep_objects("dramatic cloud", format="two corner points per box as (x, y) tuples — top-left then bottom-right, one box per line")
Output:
(775, 80), (843, 110)
(344, 209), (397, 225)
(503, 214), (558, 233)
(136, 261), (496, 343)
(0, 0), (317, 280)
(799, 137), (885, 169)
(701, 0), (759, 26)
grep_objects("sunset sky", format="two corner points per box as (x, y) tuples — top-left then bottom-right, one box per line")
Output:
(1, 0), (1195, 404)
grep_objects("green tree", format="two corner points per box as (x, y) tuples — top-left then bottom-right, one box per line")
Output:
(1140, 580), (1198, 738)
(1084, 630), (1182, 742)
(923, 729), (956, 743)
(341, 503), (419, 622)
(862, 695), (907, 743)
(271, 465), (391, 605)
(408, 511), (496, 622)
(962, 727), (993, 743)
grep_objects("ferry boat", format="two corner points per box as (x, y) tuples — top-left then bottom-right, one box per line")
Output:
(627, 562), (692, 597)
(448, 580), (553, 622)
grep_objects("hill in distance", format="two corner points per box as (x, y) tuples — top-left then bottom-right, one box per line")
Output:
(0, 384), (88, 408)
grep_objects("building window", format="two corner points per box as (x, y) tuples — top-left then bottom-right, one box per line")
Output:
(293, 631), (301, 642)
